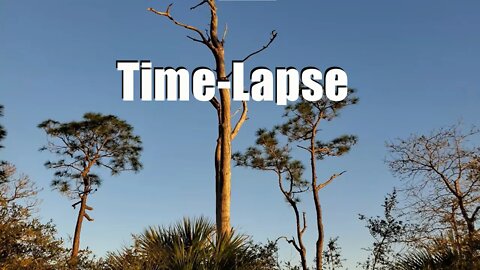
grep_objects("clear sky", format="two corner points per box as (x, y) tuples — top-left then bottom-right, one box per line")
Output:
(1, 0), (479, 268)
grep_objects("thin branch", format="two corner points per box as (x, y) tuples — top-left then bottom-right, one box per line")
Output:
(187, 35), (204, 44)
(275, 236), (301, 253)
(84, 213), (94, 222)
(72, 201), (81, 209)
(221, 23), (228, 44)
(148, 5), (213, 50)
(300, 212), (307, 234)
(231, 101), (248, 140)
(297, 145), (312, 153)
(210, 96), (220, 111)
(226, 30), (278, 78)
(316, 171), (346, 192)
(190, 0), (208, 10)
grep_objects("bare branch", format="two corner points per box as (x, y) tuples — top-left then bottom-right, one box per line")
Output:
(297, 144), (312, 153)
(148, 5), (212, 50)
(275, 236), (301, 253)
(190, 0), (208, 10)
(316, 171), (346, 192)
(231, 101), (248, 140)
(187, 35), (204, 44)
(226, 30), (278, 78)
(221, 23), (228, 44)
(72, 201), (81, 209)
(210, 96), (220, 111)
(300, 212), (307, 234)
(84, 213), (94, 222)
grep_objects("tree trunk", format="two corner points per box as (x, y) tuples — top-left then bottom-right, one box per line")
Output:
(70, 193), (87, 265)
(216, 47), (232, 236)
(314, 195), (324, 269)
(293, 204), (308, 270)
(311, 133), (324, 270)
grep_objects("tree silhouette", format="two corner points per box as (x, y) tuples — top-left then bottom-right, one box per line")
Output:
(38, 112), (143, 264)
(148, 0), (276, 236)
(0, 105), (5, 149)
(359, 190), (407, 270)
(0, 105), (6, 181)
(322, 237), (344, 270)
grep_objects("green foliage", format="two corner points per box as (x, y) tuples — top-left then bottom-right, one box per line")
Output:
(0, 163), (99, 269)
(359, 189), (408, 270)
(104, 217), (279, 270)
(394, 240), (480, 270)
(323, 237), (345, 270)
(277, 91), (358, 153)
(233, 129), (308, 268)
(233, 128), (306, 189)
(38, 112), (143, 197)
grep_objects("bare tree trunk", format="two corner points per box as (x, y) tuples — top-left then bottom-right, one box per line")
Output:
(209, 1), (232, 236)
(311, 132), (324, 270)
(314, 194), (324, 270)
(71, 168), (94, 265)
(216, 54), (232, 236)
(277, 172), (308, 270)
(149, 0), (257, 237)
(292, 205), (308, 270)
(71, 193), (87, 265)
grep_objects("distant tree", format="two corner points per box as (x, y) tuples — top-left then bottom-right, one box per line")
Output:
(386, 124), (480, 257)
(0, 105), (6, 149)
(277, 93), (358, 269)
(322, 237), (345, 270)
(148, 0), (276, 236)
(233, 129), (309, 270)
(38, 113), (143, 264)
(104, 217), (279, 270)
(359, 189), (407, 270)
(0, 105), (7, 181)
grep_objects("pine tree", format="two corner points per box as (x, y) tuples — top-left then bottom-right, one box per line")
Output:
(38, 112), (143, 264)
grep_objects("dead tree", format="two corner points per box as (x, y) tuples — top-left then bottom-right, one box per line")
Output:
(387, 124), (480, 257)
(148, 0), (276, 236)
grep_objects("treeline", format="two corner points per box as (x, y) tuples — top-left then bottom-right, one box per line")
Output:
(1, 101), (479, 269)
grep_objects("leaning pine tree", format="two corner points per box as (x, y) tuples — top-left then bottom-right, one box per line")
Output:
(233, 129), (309, 270)
(277, 92), (358, 269)
(148, 0), (276, 236)
(39, 113), (143, 265)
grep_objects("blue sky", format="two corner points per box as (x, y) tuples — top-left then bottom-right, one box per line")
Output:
(1, 0), (479, 268)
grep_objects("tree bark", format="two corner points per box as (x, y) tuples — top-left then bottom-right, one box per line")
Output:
(70, 193), (87, 265)
(71, 163), (94, 265)
(292, 203), (308, 270)
(311, 131), (324, 270)
(278, 172), (308, 270)
(216, 50), (232, 236)
(208, 1), (232, 236)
